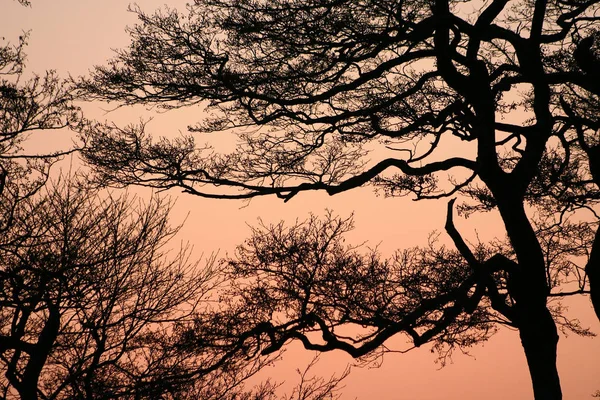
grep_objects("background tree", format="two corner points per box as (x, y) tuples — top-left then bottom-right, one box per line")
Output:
(0, 175), (350, 400)
(0, 177), (205, 399)
(78, 1), (600, 399)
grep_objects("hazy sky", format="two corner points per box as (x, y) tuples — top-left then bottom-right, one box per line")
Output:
(3, 1), (600, 399)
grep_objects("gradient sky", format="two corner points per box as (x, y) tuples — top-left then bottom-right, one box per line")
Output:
(3, 1), (600, 399)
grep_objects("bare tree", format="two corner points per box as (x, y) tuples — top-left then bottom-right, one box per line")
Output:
(0, 177), (205, 399)
(0, 4), (351, 398)
(77, 1), (600, 398)
(0, 175), (352, 400)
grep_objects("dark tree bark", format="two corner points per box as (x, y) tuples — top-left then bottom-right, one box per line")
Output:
(517, 305), (562, 400)
(17, 304), (60, 400)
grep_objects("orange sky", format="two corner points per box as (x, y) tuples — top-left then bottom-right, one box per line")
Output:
(3, 1), (600, 398)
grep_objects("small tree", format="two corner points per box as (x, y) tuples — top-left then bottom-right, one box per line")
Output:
(78, 1), (600, 398)
(0, 178), (202, 399)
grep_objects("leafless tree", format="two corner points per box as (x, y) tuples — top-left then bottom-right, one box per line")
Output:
(1, 4), (351, 398)
(0, 175), (350, 400)
(206, 209), (591, 362)
(0, 177), (205, 399)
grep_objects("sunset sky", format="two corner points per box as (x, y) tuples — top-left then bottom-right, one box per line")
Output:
(3, 1), (600, 398)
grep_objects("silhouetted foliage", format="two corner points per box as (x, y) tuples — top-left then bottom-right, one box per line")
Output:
(0, 176), (350, 400)
(78, 1), (600, 398)
(195, 208), (593, 375)
(0, 178), (205, 399)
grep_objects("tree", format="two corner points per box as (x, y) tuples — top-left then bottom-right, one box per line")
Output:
(78, 1), (600, 398)
(206, 209), (593, 394)
(0, 177), (203, 399)
(0, 175), (350, 400)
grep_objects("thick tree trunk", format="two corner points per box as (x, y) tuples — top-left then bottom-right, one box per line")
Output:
(586, 203), (600, 321)
(494, 198), (562, 398)
(18, 303), (60, 400)
(517, 305), (562, 400)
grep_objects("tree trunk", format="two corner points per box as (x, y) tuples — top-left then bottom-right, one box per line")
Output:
(585, 147), (600, 322)
(19, 303), (60, 400)
(493, 196), (562, 398)
(517, 305), (562, 400)
(586, 220), (600, 321)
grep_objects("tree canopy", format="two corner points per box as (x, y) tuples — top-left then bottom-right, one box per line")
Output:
(0, 176), (349, 400)
(78, 0), (600, 399)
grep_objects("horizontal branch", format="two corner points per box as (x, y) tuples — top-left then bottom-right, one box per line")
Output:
(282, 157), (476, 201)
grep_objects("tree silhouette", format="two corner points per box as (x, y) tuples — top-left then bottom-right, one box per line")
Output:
(0, 178), (204, 399)
(0, 176), (350, 400)
(78, 1), (600, 398)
